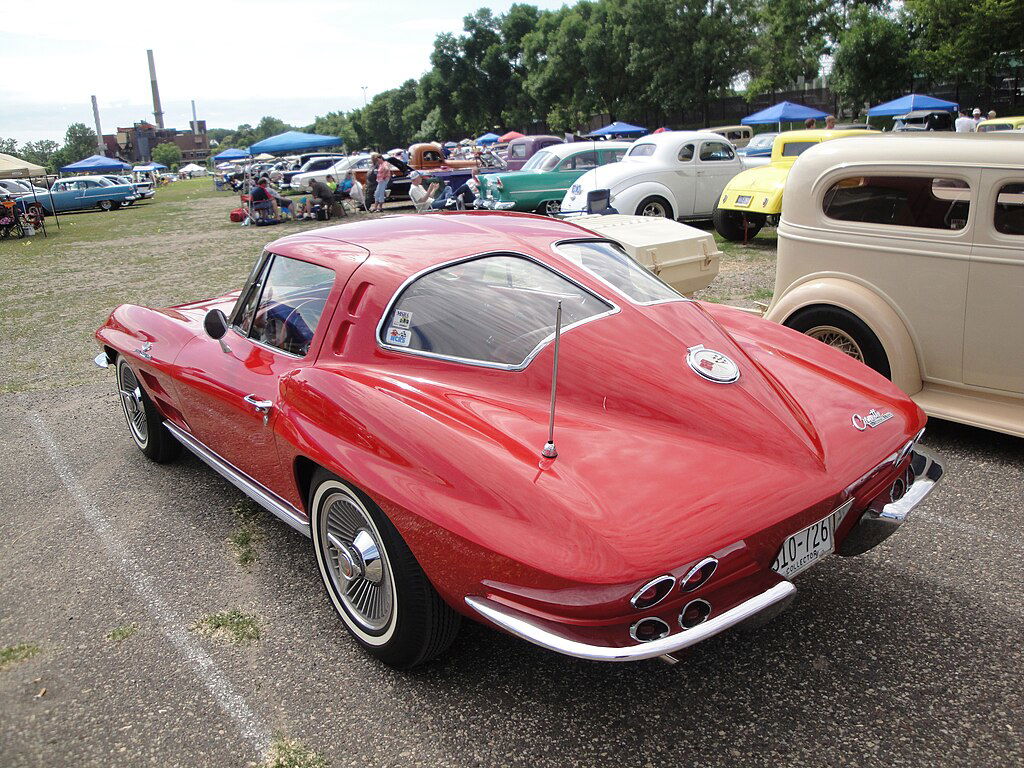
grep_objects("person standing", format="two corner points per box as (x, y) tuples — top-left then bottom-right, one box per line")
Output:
(988, 110), (997, 120)
(954, 109), (974, 132)
(804, 117), (817, 129)
(825, 114), (836, 130)
(971, 108), (984, 129)
(364, 153), (379, 211)
(373, 155), (392, 213)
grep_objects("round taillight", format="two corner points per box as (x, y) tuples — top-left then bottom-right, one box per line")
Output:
(679, 599), (712, 629)
(631, 575), (675, 610)
(680, 557), (718, 593)
(630, 617), (671, 643)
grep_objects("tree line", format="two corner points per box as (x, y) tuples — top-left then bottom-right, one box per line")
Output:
(4, 0), (1021, 167)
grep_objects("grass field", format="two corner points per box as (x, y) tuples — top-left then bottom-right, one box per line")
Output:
(0, 177), (776, 394)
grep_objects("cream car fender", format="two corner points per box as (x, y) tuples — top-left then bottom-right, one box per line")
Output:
(765, 277), (923, 395)
(613, 181), (678, 218)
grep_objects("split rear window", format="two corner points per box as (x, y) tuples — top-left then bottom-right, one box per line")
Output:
(379, 255), (612, 368)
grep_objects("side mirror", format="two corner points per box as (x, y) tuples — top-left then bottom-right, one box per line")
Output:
(204, 309), (228, 340)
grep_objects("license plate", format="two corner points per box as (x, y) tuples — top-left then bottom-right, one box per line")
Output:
(735, 195), (752, 207)
(771, 500), (853, 579)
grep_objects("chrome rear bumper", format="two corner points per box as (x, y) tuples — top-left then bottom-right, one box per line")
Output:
(465, 580), (796, 662)
(838, 447), (944, 556)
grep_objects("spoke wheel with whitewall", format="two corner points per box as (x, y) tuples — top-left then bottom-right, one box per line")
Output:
(115, 356), (181, 462)
(785, 306), (891, 379)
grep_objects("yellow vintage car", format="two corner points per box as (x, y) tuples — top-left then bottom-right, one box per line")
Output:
(712, 129), (877, 241)
(976, 115), (1024, 133)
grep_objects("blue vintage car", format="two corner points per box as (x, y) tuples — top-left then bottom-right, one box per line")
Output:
(22, 176), (138, 215)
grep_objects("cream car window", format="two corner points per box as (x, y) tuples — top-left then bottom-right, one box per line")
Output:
(995, 182), (1024, 236)
(823, 175), (972, 231)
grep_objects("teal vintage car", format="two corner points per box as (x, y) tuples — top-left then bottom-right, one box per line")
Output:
(478, 141), (632, 214)
(25, 176), (138, 215)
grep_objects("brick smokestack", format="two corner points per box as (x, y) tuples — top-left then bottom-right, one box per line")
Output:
(147, 49), (164, 129)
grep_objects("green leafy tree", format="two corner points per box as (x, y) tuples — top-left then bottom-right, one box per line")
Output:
(20, 139), (61, 170)
(830, 6), (911, 115)
(0, 137), (18, 154)
(151, 142), (182, 169)
(51, 123), (99, 170)
(747, 0), (830, 97)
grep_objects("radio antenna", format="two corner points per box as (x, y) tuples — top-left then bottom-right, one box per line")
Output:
(541, 301), (563, 459)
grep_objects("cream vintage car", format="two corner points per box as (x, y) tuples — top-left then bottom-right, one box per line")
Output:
(765, 133), (1024, 438)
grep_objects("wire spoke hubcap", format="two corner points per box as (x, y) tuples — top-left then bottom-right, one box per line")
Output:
(117, 366), (148, 444)
(642, 202), (665, 217)
(323, 494), (392, 632)
(806, 325), (865, 362)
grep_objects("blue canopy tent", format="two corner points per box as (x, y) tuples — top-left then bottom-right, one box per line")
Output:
(587, 121), (647, 137)
(59, 154), (131, 174)
(742, 102), (828, 131)
(475, 132), (500, 145)
(867, 94), (958, 117)
(212, 148), (250, 162)
(247, 131), (342, 154)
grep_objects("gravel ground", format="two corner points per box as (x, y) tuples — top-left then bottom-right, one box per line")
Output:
(0, 198), (1021, 767)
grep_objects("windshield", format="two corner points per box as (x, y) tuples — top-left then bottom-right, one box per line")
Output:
(379, 255), (613, 368)
(522, 150), (559, 172)
(556, 241), (682, 304)
(748, 133), (776, 149)
(627, 143), (656, 157)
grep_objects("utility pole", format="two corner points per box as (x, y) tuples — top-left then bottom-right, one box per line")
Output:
(361, 85), (368, 106)
(91, 95), (105, 156)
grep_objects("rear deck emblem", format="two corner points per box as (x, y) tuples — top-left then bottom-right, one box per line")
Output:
(851, 408), (893, 430)
(686, 345), (739, 383)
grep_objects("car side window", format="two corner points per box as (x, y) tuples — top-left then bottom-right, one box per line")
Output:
(699, 141), (735, 161)
(602, 149), (627, 163)
(510, 144), (526, 158)
(678, 144), (695, 162)
(995, 182), (1024, 236)
(823, 175), (972, 230)
(564, 151), (597, 171)
(243, 256), (336, 357)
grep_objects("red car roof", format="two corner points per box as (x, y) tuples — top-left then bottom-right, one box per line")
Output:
(267, 212), (597, 273)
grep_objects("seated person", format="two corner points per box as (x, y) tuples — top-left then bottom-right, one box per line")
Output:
(408, 171), (455, 212)
(451, 169), (481, 208)
(325, 175), (338, 194)
(249, 179), (279, 218)
(338, 171), (355, 198)
(298, 177), (337, 219)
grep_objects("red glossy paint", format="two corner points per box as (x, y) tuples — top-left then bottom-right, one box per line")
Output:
(96, 212), (927, 650)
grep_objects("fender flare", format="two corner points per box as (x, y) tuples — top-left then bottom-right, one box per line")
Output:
(614, 182), (678, 218)
(765, 277), (922, 395)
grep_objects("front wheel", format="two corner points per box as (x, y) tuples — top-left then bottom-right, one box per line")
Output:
(115, 357), (181, 462)
(713, 205), (765, 241)
(310, 470), (460, 668)
(784, 306), (891, 379)
(635, 195), (673, 219)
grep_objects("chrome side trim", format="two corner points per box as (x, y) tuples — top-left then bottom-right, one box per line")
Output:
(163, 420), (310, 537)
(465, 580), (797, 662)
(838, 446), (944, 556)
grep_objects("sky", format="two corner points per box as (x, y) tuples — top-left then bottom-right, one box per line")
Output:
(1, 0), (572, 145)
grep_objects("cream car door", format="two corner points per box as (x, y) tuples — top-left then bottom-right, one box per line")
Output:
(694, 140), (739, 215)
(963, 170), (1024, 393)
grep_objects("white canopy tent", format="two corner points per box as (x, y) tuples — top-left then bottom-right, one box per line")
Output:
(179, 163), (207, 175)
(0, 152), (56, 234)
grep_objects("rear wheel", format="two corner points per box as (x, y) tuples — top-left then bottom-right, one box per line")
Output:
(785, 306), (891, 378)
(536, 199), (561, 215)
(713, 205), (765, 241)
(310, 470), (460, 668)
(635, 195), (673, 219)
(115, 357), (181, 462)
(99, 200), (113, 212)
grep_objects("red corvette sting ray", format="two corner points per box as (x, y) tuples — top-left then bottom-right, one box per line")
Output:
(95, 212), (944, 668)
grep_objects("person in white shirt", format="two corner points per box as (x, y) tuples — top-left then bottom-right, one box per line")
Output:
(408, 171), (454, 212)
(954, 109), (975, 132)
(971, 108), (984, 129)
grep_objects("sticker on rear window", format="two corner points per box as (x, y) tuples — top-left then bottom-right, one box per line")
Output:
(386, 327), (411, 347)
(393, 309), (412, 329)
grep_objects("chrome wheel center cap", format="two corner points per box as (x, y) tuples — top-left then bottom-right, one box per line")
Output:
(327, 530), (383, 584)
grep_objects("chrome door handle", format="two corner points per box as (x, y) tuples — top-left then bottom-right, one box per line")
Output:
(243, 394), (273, 425)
